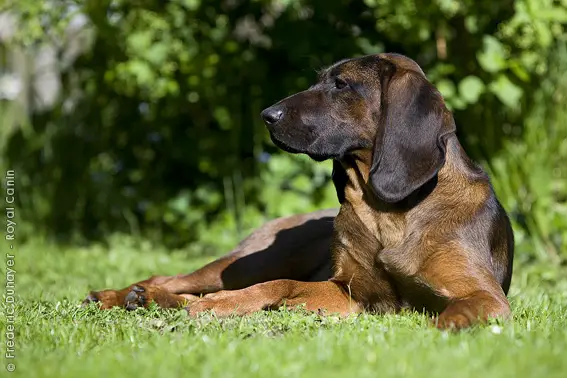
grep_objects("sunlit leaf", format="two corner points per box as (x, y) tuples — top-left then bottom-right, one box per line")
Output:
(477, 35), (508, 73)
(489, 74), (523, 109)
(458, 76), (485, 104)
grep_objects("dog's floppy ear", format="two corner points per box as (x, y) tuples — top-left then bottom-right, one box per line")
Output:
(369, 70), (456, 203)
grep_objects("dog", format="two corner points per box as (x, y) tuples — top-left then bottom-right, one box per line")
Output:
(83, 53), (514, 329)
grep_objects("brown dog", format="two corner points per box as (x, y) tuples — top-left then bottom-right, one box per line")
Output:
(83, 53), (514, 329)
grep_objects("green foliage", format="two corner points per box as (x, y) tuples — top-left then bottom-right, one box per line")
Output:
(487, 44), (567, 264)
(0, 0), (566, 260)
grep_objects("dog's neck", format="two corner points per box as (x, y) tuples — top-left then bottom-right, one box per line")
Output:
(434, 136), (491, 206)
(339, 151), (431, 211)
(337, 152), (407, 249)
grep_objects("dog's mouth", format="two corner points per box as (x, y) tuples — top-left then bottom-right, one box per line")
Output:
(269, 134), (303, 155)
(269, 133), (337, 162)
(307, 152), (333, 162)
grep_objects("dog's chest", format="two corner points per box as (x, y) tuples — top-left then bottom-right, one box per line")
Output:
(332, 206), (407, 311)
(332, 205), (442, 312)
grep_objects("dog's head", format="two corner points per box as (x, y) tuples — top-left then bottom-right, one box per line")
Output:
(261, 53), (456, 203)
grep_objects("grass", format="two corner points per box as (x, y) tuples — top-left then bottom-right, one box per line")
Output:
(1, 238), (567, 378)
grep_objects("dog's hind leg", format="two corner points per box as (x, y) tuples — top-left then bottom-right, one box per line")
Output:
(83, 209), (337, 309)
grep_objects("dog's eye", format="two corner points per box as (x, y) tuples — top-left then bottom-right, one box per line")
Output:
(334, 78), (348, 90)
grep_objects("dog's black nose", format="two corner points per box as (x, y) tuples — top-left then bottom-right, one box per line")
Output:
(261, 107), (284, 125)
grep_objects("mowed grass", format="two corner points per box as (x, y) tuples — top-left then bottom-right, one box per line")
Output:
(1, 239), (566, 378)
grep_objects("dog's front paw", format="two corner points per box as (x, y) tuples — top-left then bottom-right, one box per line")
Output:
(185, 297), (217, 317)
(124, 285), (193, 310)
(434, 311), (473, 330)
(433, 292), (510, 330)
(434, 299), (483, 330)
(185, 291), (255, 317)
(82, 290), (125, 309)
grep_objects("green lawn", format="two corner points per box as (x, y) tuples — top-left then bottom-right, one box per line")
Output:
(2, 239), (566, 378)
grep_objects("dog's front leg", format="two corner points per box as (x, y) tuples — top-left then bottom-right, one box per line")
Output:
(419, 248), (511, 330)
(187, 279), (361, 317)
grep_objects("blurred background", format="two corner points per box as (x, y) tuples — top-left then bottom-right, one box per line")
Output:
(1, 0), (566, 266)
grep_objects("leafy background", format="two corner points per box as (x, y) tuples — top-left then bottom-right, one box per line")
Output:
(1, 0), (566, 266)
